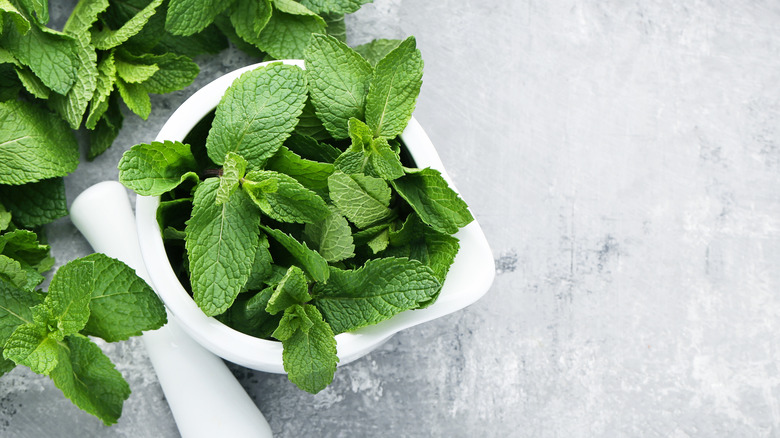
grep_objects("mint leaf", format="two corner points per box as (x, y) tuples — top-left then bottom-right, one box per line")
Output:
(85, 51), (116, 130)
(313, 258), (440, 333)
(304, 206), (355, 262)
(218, 287), (280, 339)
(391, 168), (473, 234)
(324, 13), (346, 42)
(386, 213), (460, 283)
(116, 76), (150, 119)
(0, 229), (51, 267)
(229, 0), (271, 47)
(294, 99), (331, 141)
(206, 63), (307, 166)
(256, 3), (326, 59)
(50, 334), (130, 426)
(266, 266), (311, 315)
(354, 38), (402, 66)
(304, 33), (372, 139)
(244, 234), (273, 291)
(335, 118), (404, 179)
(87, 93), (123, 160)
(186, 178), (261, 316)
(284, 132), (341, 163)
(118, 140), (199, 196)
(115, 59), (159, 83)
(261, 226), (329, 283)
(216, 152), (248, 205)
(0, 1), (31, 34)
(16, 0), (48, 25)
(91, 0), (162, 50)
(243, 170), (330, 224)
(0, 100), (78, 185)
(44, 258), (94, 338)
(63, 0), (109, 35)
(166, 0), (230, 35)
(328, 170), (393, 228)
(3, 323), (59, 375)
(0, 279), (40, 345)
(0, 255), (30, 290)
(266, 146), (335, 197)
(14, 65), (50, 99)
(299, 0), (373, 15)
(116, 50), (199, 94)
(0, 178), (67, 227)
(1, 21), (79, 95)
(365, 36), (423, 138)
(78, 253), (167, 342)
(272, 304), (337, 394)
(50, 31), (98, 129)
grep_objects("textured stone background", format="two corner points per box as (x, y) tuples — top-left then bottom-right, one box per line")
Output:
(2, 0), (780, 436)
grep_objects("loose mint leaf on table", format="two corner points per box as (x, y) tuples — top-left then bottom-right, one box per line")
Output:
(304, 207), (355, 262)
(365, 36), (423, 138)
(261, 226), (329, 283)
(63, 0), (109, 35)
(391, 168), (474, 235)
(49, 32), (98, 130)
(328, 170), (394, 229)
(335, 118), (404, 180)
(0, 100), (78, 185)
(0, 178), (68, 227)
(206, 63), (307, 166)
(78, 253), (167, 342)
(0, 19), (79, 95)
(272, 303), (337, 394)
(186, 178), (261, 316)
(243, 169), (330, 224)
(254, 0), (326, 59)
(90, 0), (162, 50)
(165, 0), (230, 36)
(312, 258), (440, 334)
(299, 0), (373, 15)
(216, 152), (248, 205)
(266, 146), (335, 197)
(118, 140), (199, 196)
(304, 33), (372, 139)
(354, 38), (402, 66)
(266, 266), (311, 315)
(50, 334), (130, 426)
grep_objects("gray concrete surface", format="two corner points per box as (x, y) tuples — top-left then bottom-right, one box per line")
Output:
(2, 0), (780, 436)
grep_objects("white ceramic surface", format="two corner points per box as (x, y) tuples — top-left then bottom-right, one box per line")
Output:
(136, 60), (495, 374)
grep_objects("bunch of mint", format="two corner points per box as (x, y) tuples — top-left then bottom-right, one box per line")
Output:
(117, 34), (474, 393)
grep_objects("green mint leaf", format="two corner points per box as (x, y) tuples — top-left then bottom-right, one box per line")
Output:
(353, 38), (402, 66)
(14, 65), (50, 99)
(299, 0), (373, 15)
(0, 229), (50, 267)
(0, 0), (31, 34)
(265, 146), (334, 198)
(16, 0), (48, 24)
(1, 21), (79, 95)
(63, 0), (109, 35)
(323, 13), (346, 42)
(50, 32), (98, 129)
(335, 118), (404, 179)
(186, 178), (261, 316)
(218, 286), (280, 339)
(115, 59), (159, 84)
(256, 3), (326, 59)
(216, 152), (248, 205)
(273, 304), (337, 394)
(85, 51), (116, 130)
(366, 227), (389, 254)
(261, 226), (329, 283)
(244, 234), (273, 291)
(304, 33), (372, 139)
(0, 99), (78, 185)
(78, 253), (167, 342)
(294, 99), (331, 141)
(118, 140), (199, 196)
(243, 170), (330, 224)
(328, 170), (393, 228)
(284, 132), (341, 163)
(154, 24), (228, 57)
(50, 334), (131, 425)
(386, 213), (460, 283)
(304, 206), (355, 262)
(87, 94), (123, 160)
(365, 36), (423, 138)
(206, 63), (307, 166)
(391, 168), (473, 235)
(91, 0), (162, 50)
(0, 178), (67, 227)
(115, 50), (199, 95)
(0, 279), (40, 345)
(165, 0), (230, 36)
(116, 76), (150, 119)
(0, 254), (43, 291)
(44, 258), (95, 337)
(266, 266), (311, 315)
(3, 323), (59, 375)
(0, 203), (10, 231)
(313, 257), (440, 334)
(229, 0), (271, 47)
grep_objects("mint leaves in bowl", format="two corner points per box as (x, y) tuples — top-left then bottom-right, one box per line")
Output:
(119, 35), (494, 394)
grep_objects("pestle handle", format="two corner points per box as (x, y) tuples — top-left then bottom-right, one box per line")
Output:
(70, 181), (271, 438)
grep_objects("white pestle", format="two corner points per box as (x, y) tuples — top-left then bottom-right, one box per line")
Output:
(70, 181), (272, 438)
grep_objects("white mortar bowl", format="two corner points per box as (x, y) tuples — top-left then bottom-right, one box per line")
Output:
(135, 60), (495, 374)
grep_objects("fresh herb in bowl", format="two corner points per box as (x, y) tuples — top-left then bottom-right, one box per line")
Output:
(118, 34), (474, 393)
